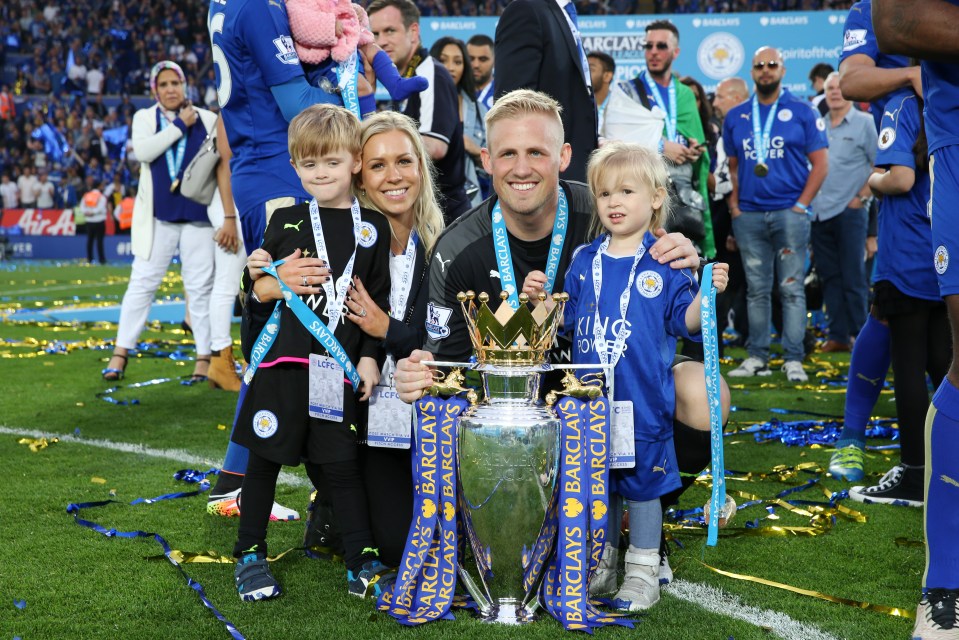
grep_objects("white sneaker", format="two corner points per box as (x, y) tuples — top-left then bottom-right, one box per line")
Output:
(912, 589), (959, 639)
(613, 546), (660, 611)
(206, 488), (301, 521)
(659, 551), (673, 585)
(589, 543), (619, 595)
(782, 360), (808, 383)
(727, 356), (772, 378)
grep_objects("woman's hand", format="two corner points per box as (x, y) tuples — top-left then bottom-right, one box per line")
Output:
(357, 356), (380, 402)
(274, 249), (331, 295)
(214, 218), (240, 253)
(345, 276), (389, 339)
(394, 350), (436, 404)
(710, 262), (729, 294)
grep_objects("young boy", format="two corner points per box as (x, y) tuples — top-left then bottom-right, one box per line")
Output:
(232, 104), (392, 600)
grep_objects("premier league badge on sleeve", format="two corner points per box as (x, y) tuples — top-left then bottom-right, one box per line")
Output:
(425, 302), (453, 340)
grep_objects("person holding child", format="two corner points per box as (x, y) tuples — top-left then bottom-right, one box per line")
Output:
(250, 111), (445, 567)
(232, 104), (392, 601)
(558, 142), (728, 611)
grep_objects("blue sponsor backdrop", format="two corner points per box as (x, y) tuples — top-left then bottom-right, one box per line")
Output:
(418, 11), (846, 97)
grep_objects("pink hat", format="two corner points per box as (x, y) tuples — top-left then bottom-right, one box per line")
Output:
(149, 60), (187, 97)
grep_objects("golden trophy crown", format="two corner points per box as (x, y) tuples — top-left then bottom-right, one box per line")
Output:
(457, 290), (568, 366)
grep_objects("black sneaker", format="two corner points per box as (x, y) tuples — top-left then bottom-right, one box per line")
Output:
(303, 491), (343, 559)
(912, 589), (959, 639)
(235, 549), (282, 602)
(347, 558), (395, 598)
(849, 464), (923, 507)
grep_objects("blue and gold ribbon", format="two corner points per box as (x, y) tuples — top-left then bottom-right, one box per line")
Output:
(381, 395), (467, 625)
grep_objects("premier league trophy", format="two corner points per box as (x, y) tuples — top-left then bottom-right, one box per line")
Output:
(452, 290), (566, 623)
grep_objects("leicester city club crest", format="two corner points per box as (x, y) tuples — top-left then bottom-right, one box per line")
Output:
(253, 410), (279, 438)
(935, 245), (949, 275)
(636, 270), (664, 298)
(356, 221), (377, 247)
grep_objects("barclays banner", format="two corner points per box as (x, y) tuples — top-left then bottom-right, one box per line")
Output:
(418, 11), (847, 97)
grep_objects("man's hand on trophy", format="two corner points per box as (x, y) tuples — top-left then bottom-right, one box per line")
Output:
(649, 228), (703, 271)
(395, 350), (436, 404)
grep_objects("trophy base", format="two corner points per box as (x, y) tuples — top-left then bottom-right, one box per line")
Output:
(475, 598), (539, 625)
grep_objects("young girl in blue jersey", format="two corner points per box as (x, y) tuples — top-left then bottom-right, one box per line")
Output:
(555, 141), (728, 611)
(233, 104), (393, 602)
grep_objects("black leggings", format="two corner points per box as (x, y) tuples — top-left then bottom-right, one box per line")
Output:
(234, 452), (374, 571)
(888, 304), (951, 467)
(660, 419), (713, 511)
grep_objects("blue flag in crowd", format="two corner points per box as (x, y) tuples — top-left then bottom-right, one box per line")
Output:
(103, 126), (129, 161)
(31, 124), (70, 164)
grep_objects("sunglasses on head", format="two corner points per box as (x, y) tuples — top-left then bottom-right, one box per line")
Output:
(753, 61), (781, 70)
(643, 42), (670, 51)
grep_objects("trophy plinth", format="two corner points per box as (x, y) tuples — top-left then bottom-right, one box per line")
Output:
(454, 291), (566, 623)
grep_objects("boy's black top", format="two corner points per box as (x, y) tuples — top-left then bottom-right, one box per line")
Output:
(245, 202), (392, 369)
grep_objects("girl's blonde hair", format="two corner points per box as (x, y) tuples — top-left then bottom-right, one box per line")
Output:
(356, 111), (445, 253)
(585, 141), (671, 239)
(288, 104), (361, 163)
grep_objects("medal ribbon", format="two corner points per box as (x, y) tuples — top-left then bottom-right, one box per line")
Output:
(242, 259), (362, 390)
(751, 94), (780, 170)
(390, 230), (418, 320)
(642, 72), (678, 143)
(701, 263), (726, 547)
(538, 396), (631, 630)
(591, 236), (646, 368)
(336, 52), (361, 119)
(158, 114), (187, 186)
(310, 197), (362, 331)
(491, 188), (569, 310)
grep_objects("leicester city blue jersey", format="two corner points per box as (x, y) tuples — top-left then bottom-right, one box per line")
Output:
(722, 89), (828, 213)
(873, 91), (938, 302)
(562, 232), (700, 443)
(208, 0), (309, 213)
(840, 0), (910, 127)
(921, 2), (959, 154)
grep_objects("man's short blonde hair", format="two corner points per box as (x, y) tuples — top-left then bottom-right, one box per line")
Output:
(485, 89), (564, 143)
(288, 104), (361, 162)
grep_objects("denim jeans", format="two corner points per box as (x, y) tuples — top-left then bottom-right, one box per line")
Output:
(811, 207), (869, 344)
(731, 208), (810, 362)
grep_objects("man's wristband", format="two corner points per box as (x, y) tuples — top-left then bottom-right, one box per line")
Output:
(794, 201), (812, 215)
(223, 215), (236, 219)
(658, 138), (665, 154)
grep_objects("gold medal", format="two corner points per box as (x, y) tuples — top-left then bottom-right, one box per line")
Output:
(170, 178), (180, 193)
(754, 162), (769, 177)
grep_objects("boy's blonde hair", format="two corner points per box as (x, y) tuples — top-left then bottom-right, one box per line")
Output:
(288, 104), (361, 163)
(485, 89), (564, 145)
(356, 111), (445, 252)
(586, 141), (671, 239)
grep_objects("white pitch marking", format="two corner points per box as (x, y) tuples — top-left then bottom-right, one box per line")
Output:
(666, 579), (841, 640)
(0, 425), (310, 488)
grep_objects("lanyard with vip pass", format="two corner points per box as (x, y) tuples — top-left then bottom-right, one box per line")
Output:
(158, 114), (187, 192)
(591, 234), (644, 469)
(310, 197), (361, 331)
(751, 94), (780, 176)
(389, 229), (418, 321)
(491, 187), (569, 310)
(642, 72), (677, 143)
(368, 229), (419, 447)
(336, 52), (361, 119)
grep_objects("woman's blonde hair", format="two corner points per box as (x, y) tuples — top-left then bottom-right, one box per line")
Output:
(288, 104), (361, 163)
(585, 141), (671, 239)
(356, 112), (445, 253)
